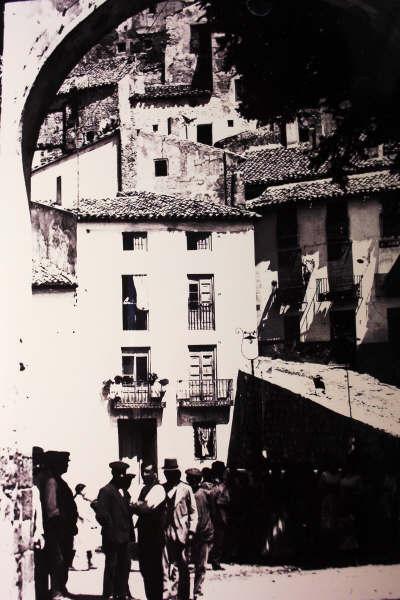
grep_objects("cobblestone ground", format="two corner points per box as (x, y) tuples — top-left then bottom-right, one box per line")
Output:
(67, 554), (400, 600)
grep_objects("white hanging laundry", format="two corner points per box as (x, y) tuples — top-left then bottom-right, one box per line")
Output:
(133, 275), (149, 310)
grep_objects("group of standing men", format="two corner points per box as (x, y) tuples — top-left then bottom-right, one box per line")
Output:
(94, 457), (228, 600)
(32, 447), (229, 600)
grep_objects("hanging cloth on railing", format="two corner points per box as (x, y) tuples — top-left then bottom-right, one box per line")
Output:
(133, 275), (149, 311)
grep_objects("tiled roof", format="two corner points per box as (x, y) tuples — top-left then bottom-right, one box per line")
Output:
(130, 83), (211, 102)
(248, 171), (400, 208)
(77, 191), (258, 222)
(214, 126), (281, 154)
(32, 259), (77, 290)
(59, 56), (137, 94)
(239, 144), (393, 186)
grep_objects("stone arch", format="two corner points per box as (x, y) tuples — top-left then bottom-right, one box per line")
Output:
(0, 2), (155, 594)
(21, 0), (150, 193)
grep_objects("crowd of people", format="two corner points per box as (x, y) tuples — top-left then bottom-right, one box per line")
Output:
(32, 446), (400, 600)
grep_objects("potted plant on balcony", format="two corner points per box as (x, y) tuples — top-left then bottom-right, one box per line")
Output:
(147, 374), (169, 401)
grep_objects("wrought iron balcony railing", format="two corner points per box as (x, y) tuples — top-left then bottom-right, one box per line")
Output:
(317, 276), (363, 303)
(188, 301), (215, 330)
(177, 379), (233, 407)
(110, 381), (166, 410)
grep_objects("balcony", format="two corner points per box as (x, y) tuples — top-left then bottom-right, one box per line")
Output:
(177, 379), (233, 407)
(109, 381), (166, 410)
(317, 276), (363, 303)
(188, 302), (215, 330)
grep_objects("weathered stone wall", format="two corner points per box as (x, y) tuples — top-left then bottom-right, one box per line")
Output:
(255, 194), (400, 384)
(0, 450), (33, 600)
(37, 111), (64, 149)
(30, 202), (77, 274)
(136, 131), (244, 203)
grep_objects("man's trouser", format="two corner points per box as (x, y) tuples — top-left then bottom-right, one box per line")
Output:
(102, 541), (131, 599)
(34, 548), (49, 600)
(45, 526), (74, 597)
(192, 539), (212, 597)
(138, 537), (163, 600)
(162, 538), (190, 600)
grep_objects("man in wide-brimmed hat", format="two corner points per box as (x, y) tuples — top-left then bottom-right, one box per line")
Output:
(95, 461), (136, 600)
(161, 458), (198, 600)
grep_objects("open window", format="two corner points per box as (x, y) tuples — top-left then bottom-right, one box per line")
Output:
(197, 124), (213, 146)
(188, 275), (214, 329)
(122, 347), (149, 383)
(154, 158), (168, 177)
(122, 275), (149, 330)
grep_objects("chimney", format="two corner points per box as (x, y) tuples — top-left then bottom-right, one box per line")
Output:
(285, 118), (300, 146)
(117, 75), (137, 192)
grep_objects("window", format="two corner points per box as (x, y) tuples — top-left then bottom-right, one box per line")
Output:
(122, 232), (148, 251)
(381, 196), (400, 239)
(194, 424), (216, 460)
(299, 125), (310, 143)
(277, 206), (298, 249)
(227, 119), (234, 128)
(154, 158), (168, 177)
(117, 41), (126, 53)
(56, 176), (62, 205)
(122, 347), (149, 382)
(189, 345), (216, 380)
(197, 124), (213, 146)
(234, 78), (243, 101)
(186, 231), (212, 251)
(122, 275), (149, 330)
(188, 275), (214, 330)
(152, 124), (159, 132)
(167, 117), (173, 135)
(86, 130), (95, 144)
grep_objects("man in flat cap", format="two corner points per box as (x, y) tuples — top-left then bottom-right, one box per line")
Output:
(161, 458), (198, 600)
(131, 464), (166, 600)
(95, 461), (135, 600)
(186, 468), (214, 600)
(42, 450), (78, 600)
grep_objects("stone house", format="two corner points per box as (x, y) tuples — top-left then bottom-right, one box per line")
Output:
(238, 121), (400, 385)
(35, 0), (254, 167)
(28, 191), (257, 496)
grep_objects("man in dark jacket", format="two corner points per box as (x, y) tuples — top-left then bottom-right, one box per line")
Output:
(95, 461), (135, 600)
(131, 464), (166, 600)
(186, 468), (214, 599)
(42, 450), (78, 600)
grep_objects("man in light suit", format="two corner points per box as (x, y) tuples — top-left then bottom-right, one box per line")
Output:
(161, 458), (198, 600)
(95, 461), (135, 600)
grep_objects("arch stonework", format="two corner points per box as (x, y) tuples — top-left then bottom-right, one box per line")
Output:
(0, 1), (151, 595)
